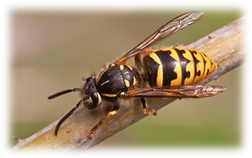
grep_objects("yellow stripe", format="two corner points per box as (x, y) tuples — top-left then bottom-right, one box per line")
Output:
(119, 65), (124, 71)
(98, 68), (108, 83)
(193, 51), (204, 84)
(168, 48), (182, 86)
(181, 49), (194, 85)
(149, 53), (163, 87)
(97, 93), (102, 105)
(202, 54), (216, 79)
(133, 76), (136, 86)
(124, 79), (130, 88)
(101, 93), (117, 97)
(209, 59), (216, 75)
(201, 54), (211, 79)
(126, 65), (133, 71)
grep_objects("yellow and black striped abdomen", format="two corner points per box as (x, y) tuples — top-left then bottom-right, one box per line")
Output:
(143, 48), (216, 87)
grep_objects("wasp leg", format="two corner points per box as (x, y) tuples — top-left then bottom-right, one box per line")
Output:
(140, 97), (157, 116)
(88, 102), (120, 139)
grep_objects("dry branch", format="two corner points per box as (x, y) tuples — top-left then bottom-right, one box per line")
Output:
(12, 16), (245, 151)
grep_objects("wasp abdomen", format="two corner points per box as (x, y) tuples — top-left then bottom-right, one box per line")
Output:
(143, 48), (216, 87)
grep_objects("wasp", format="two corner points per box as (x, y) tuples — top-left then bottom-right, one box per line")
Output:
(48, 11), (226, 139)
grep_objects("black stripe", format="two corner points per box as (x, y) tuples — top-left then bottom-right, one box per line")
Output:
(174, 48), (190, 85)
(191, 51), (201, 81)
(143, 55), (159, 87)
(202, 53), (210, 75)
(156, 50), (177, 86)
(201, 53), (206, 77)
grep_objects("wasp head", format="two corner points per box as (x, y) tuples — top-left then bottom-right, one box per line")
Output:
(83, 76), (102, 109)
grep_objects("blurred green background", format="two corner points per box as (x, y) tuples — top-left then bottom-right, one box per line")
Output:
(10, 9), (242, 148)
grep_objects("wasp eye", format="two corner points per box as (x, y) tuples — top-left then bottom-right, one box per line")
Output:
(86, 77), (95, 82)
(86, 77), (91, 82)
(91, 92), (98, 105)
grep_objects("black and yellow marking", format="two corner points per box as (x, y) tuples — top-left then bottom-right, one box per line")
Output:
(97, 67), (108, 84)
(191, 50), (204, 84)
(178, 48), (195, 85)
(143, 48), (216, 87)
(169, 48), (182, 86)
(201, 53), (216, 79)
(97, 65), (137, 101)
(148, 53), (163, 87)
(50, 12), (222, 139)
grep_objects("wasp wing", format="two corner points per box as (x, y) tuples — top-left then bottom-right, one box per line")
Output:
(115, 11), (204, 65)
(127, 85), (226, 98)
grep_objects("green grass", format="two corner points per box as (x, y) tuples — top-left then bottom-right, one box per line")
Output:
(126, 123), (240, 147)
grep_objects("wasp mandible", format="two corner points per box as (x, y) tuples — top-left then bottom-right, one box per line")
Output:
(48, 11), (226, 139)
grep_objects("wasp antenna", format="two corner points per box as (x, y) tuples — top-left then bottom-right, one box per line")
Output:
(55, 98), (83, 136)
(55, 107), (77, 136)
(48, 88), (81, 99)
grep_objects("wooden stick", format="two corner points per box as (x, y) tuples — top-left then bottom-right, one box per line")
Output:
(12, 16), (245, 151)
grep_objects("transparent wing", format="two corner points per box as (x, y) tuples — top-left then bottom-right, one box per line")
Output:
(127, 85), (226, 98)
(115, 11), (204, 65)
